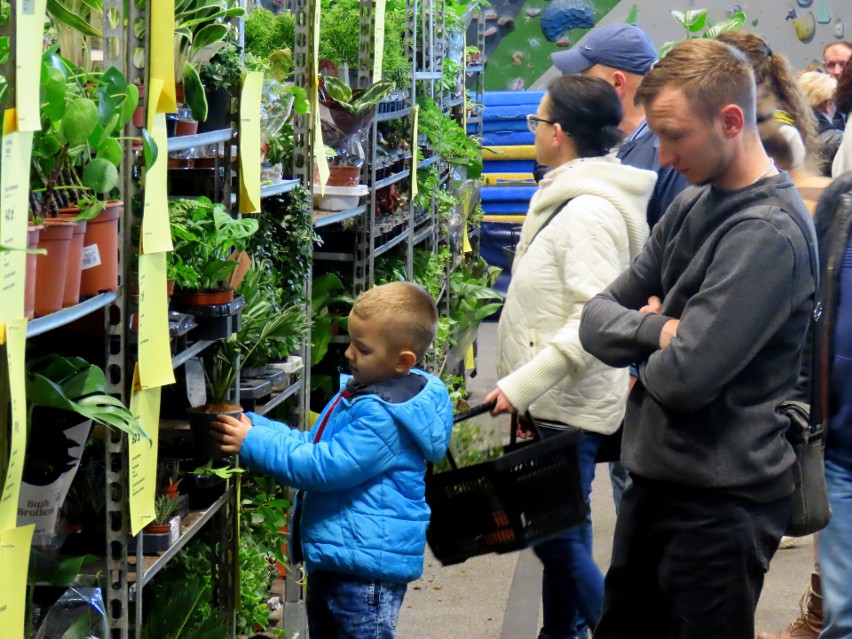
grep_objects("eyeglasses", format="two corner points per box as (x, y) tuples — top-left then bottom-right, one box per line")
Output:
(526, 114), (557, 133)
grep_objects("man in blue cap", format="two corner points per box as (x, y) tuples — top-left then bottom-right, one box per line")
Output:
(550, 23), (689, 231)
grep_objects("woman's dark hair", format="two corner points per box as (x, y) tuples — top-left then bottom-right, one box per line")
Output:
(546, 75), (624, 157)
(836, 57), (852, 115)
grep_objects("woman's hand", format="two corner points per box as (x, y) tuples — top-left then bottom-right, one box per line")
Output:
(485, 387), (516, 415)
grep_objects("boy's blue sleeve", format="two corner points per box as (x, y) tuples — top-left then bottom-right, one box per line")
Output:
(240, 401), (400, 492)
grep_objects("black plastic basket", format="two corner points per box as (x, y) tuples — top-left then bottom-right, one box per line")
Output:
(426, 403), (587, 566)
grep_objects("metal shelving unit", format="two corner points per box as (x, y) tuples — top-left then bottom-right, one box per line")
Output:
(27, 292), (120, 338)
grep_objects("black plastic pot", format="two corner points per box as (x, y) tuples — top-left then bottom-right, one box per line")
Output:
(197, 89), (231, 133)
(187, 405), (241, 464)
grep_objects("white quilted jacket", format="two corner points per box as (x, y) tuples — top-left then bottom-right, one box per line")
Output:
(497, 156), (656, 434)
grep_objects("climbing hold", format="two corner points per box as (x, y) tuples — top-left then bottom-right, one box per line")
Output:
(793, 11), (816, 42)
(525, 7), (542, 18)
(497, 15), (515, 27)
(540, 0), (595, 42)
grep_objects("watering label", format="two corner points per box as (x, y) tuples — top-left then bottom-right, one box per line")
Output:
(137, 251), (174, 389)
(0, 319), (27, 532)
(129, 365), (162, 536)
(81, 244), (101, 270)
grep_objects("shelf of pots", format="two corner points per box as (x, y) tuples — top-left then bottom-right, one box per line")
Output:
(27, 55), (155, 320)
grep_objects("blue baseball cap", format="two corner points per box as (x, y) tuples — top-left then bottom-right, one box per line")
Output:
(551, 23), (658, 75)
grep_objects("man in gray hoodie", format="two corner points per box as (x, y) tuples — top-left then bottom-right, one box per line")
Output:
(579, 38), (817, 639)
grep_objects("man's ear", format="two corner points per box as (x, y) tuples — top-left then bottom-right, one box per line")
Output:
(719, 104), (745, 138)
(611, 70), (628, 97)
(396, 350), (417, 373)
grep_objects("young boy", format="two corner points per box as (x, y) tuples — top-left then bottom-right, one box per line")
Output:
(211, 281), (454, 639)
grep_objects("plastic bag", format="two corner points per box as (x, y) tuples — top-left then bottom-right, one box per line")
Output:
(34, 576), (108, 639)
(260, 78), (295, 145)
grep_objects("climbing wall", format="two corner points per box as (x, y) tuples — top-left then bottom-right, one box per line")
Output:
(478, 0), (852, 92)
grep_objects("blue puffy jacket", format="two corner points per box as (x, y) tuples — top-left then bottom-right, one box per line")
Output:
(241, 369), (454, 582)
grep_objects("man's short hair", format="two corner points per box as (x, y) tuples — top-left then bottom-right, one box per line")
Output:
(551, 23), (658, 76)
(823, 40), (852, 56)
(635, 39), (756, 126)
(351, 282), (438, 360)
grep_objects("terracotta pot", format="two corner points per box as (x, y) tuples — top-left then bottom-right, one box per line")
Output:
(144, 524), (172, 534)
(25, 225), (42, 319)
(175, 83), (184, 104)
(34, 219), (75, 316)
(171, 288), (234, 307)
(79, 201), (121, 297)
(132, 105), (145, 129)
(175, 119), (198, 136)
(326, 165), (361, 187)
(58, 210), (87, 307)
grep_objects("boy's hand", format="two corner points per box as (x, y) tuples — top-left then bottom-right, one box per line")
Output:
(209, 412), (253, 454)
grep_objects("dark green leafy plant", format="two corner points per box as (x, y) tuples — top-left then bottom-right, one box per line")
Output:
(247, 187), (315, 306)
(26, 354), (147, 441)
(143, 561), (227, 639)
(311, 272), (353, 367)
(204, 258), (311, 403)
(31, 54), (151, 220)
(151, 493), (180, 526)
(199, 43), (242, 94)
(445, 256), (501, 366)
(417, 99), (482, 178)
(167, 197), (259, 292)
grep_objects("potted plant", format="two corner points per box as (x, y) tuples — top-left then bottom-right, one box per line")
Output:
(19, 354), (147, 541)
(136, 494), (181, 553)
(318, 76), (396, 185)
(197, 43), (241, 133)
(185, 258), (308, 454)
(167, 197), (259, 307)
(47, 0), (103, 71)
(31, 55), (152, 304)
(174, 0), (245, 123)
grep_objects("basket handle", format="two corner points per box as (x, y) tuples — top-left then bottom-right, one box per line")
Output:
(510, 412), (545, 445)
(453, 399), (497, 424)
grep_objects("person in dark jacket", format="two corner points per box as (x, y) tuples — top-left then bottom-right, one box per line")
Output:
(578, 38), (817, 639)
(811, 173), (852, 639)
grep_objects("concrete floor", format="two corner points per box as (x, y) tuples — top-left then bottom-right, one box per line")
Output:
(396, 321), (815, 638)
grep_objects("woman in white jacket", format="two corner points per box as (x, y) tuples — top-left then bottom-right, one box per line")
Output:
(486, 75), (656, 639)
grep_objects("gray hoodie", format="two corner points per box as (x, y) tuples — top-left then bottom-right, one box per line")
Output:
(579, 172), (816, 501)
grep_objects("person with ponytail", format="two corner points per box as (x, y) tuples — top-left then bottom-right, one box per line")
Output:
(486, 74), (656, 639)
(718, 30), (820, 170)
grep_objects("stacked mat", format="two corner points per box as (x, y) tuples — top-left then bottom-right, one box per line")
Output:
(471, 91), (543, 297)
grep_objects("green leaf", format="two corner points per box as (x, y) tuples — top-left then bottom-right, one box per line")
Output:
(658, 40), (679, 59)
(46, 0), (102, 37)
(96, 86), (117, 127)
(141, 127), (158, 169)
(117, 82), (139, 130)
(42, 64), (67, 122)
(61, 97), (98, 145)
(351, 80), (395, 115)
(182, 61), (208, 122)
(683, 9), (707, 31)
(82, 157), (119, 192)
(624, 4), (639, 24)
(703, 12), (746, 39)
(99, 65), (128, 97)
(97, 137), (122, 166)
(670, 10), (686, 27)
(28, 549), (98, 587)
(321, 75), (353, 105)
(189, 23), (229, 63)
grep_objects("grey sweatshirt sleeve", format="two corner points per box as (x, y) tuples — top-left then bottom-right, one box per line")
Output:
(639, 219), (800, 412)
(579, 228), (668, 367)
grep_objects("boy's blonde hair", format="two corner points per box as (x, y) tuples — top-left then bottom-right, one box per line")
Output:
(352, 282), (438, 360)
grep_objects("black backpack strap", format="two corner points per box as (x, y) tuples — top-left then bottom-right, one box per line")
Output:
(526, 197), (573, 249)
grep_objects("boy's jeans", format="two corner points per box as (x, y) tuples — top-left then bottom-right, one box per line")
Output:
(306, 570), (407, 639)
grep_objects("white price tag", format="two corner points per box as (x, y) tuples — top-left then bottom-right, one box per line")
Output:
(81, 244), (101, 270)
(185, 357), (207, 408)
